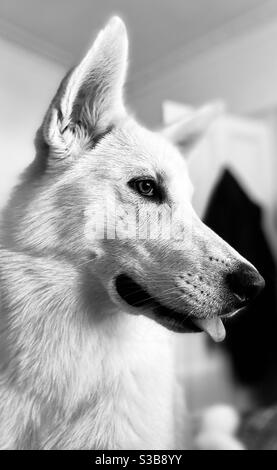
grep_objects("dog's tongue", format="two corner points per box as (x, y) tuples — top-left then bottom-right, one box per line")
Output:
(194, 317), (226, 342)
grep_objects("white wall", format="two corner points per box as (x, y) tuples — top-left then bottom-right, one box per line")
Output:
(0, 37), (65, 208)
(129, 18), (277, 127)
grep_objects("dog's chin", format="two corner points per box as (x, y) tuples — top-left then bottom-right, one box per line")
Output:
(114, 273), (235, 341)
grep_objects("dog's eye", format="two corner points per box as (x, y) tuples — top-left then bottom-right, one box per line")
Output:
(129, 178), (157, 198)
(136, 180), (155, 197)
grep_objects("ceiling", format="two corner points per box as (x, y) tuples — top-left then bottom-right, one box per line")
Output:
(0, 0), (276, 85)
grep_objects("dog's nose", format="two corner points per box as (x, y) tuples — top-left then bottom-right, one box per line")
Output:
(226, 264), (265, 305)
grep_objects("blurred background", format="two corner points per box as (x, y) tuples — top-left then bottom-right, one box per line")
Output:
(1, 0), (277, 447)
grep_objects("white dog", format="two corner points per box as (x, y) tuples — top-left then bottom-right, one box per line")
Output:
(0, 17), (264, 449)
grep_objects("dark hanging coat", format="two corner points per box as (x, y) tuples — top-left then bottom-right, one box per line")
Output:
(204, 169), (277, 405)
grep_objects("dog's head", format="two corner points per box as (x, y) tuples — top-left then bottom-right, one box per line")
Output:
(7, 17), (264, 342)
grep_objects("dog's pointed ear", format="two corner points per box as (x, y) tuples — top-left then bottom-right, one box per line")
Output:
(162, 103), (223, 152)
(42, 16), (128, 158)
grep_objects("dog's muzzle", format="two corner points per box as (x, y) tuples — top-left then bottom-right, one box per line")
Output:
(114, 262), (265, 343)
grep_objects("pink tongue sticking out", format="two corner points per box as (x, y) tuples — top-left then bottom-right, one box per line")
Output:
(194, 317), (226, 342)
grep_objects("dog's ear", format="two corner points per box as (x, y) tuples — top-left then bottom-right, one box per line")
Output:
(42, 16), (128, 159)
(162, 103), (223, 151)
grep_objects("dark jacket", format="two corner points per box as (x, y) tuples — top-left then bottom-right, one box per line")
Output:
(204, 169), (277, 405)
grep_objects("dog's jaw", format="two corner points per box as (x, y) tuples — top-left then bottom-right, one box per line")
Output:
(114, 273), (229, 341)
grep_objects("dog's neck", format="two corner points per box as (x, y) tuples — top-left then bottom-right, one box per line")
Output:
(0, 247), (176, 449)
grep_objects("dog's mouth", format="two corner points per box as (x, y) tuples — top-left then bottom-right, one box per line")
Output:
(114, 273), (228, 342)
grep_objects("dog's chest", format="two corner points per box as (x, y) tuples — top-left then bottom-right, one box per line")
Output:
(103, 324), (176, 449)
(63, 315), (177, 450)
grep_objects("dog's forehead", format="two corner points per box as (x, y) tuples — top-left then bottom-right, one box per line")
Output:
(116, 121), (189, 174)
(116, 120), (193, 195)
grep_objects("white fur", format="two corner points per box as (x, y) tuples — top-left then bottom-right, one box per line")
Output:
(0, 17), (253, 449)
